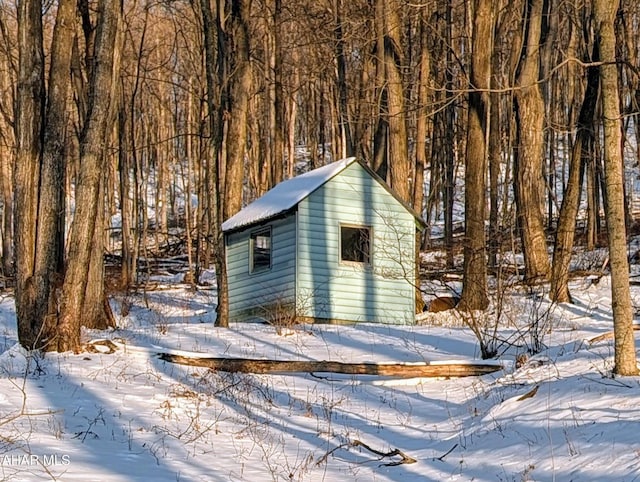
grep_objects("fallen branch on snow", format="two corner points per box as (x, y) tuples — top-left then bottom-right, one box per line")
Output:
(85, 339), (119, 354)
(433, 443), (457, 461)
(317, 439), (417, 466)
(158, 353), (502, 378)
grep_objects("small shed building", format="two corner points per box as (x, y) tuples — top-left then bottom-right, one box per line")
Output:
(221, 157), (425, 324)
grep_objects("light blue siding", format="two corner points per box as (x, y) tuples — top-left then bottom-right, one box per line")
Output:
(296, 162), (416, 324)
(224, 159), (420, 325)
(226, 215), (297, 322)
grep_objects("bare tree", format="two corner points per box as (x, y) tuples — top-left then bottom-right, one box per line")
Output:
(551, 34), (599, 304)
(15, 0), (75, 349)
(513, 0), (551, 283)
(487, 0), (518, 267)
(593, 0), (638, 375)
(0, 6), (16, 279)
(270, 0), (285, 185)
(58, 0), (122, 351)
(412, 3), (431, 217)
(459, 0), (491, 311)
(384, 0), (410, 203)
(222, 0), (253, 219)
(333, 0), (353, 158)
(200, 0), (229, 327)
(441, 0), (457, 269)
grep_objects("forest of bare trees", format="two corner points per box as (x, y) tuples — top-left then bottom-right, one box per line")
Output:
(1, 0), (639, 373)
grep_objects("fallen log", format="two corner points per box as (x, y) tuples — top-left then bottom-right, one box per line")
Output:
(158, 353), (502, 378)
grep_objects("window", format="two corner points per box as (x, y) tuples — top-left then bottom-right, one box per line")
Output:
(340, 225), (371, 265)
(250, 228), (271, 273)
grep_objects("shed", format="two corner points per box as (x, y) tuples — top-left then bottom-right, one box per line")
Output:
(222, 157), (425, 325)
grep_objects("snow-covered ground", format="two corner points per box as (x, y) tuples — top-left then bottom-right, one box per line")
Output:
(0, 274), (639, 481)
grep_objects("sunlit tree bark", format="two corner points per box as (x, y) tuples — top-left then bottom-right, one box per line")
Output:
(15, 0), (76, 349)
(513, 0), (551, 283)
(58, 0), (121, 352)
(460, 0), (491, 311)
(333, 0), (353, 158)
(384, 0), (410, 203)
(200, 0), (229, 327)
(0, 7), (16, 278)
(594, 0), (638, 376)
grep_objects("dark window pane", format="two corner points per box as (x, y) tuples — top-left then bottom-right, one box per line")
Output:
(251, 228), (271, 272)
(340, 226), (370, 264)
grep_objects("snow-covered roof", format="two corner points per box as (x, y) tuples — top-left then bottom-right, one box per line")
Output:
(222, 157), (357, 233)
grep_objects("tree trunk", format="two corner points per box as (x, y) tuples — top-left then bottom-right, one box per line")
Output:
(0, 12), (15, 278)
(58, 0), (121, 352)
(156, 105), (168, 245)
(334, 0), (353, 158)
(372, 0), (387, 180)
(550, 40), (599, 303)
(36, 0), (76, 312)
(118, 107), (133, 288)
(383, 0), (410, 204)
(15, 0), (74, 350)
(124, 9), (149, 288)
(487, 0), (515, 269)
(488, 75), (501, 268)
(0, 142), (13, 278)
(443, 0), (455, 269)
(460, 0), (491, 311)
(412, 7), (430, 216)
(223, 0), (252, 220)
(585, 151), (599, 250)
(593, 0), (638, 376)
(201, 0), (229, 327)
(15, 0), (45, 349)
(286, 59), (299, 179)
(82, 171), (115, 330)
(261, 29), (274, 189)
(270, 0), (284, 186)
(513, 0), (550, 283)
(412, 8), (431, 313)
